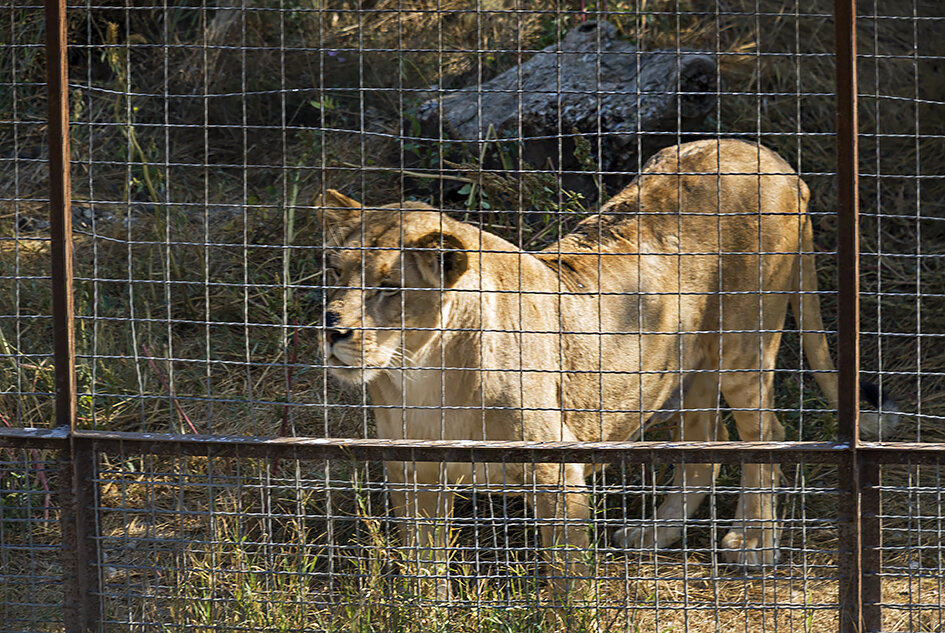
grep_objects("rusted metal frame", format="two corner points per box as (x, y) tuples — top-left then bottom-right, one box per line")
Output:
(859, 444), (945, 464)
(833, 0), (859, 451)
(837, 448), (864, 633)
(0, 425), (71, 449)
(45, 0), (75, 432)
(59, 442), (100, 633)
(57, 452), (81, 631)
(833, 0), (877, 631)
(860, 455), (881, 629)
(14, 428), (945, 463)
(14, 425), (945, 464)
(72, 429), (853, 463)
(45, 0), (100, 628)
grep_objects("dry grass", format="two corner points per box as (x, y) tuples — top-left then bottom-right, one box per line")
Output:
(3, 0), (943, 437)
(3, 451), (945, 631)
(2, 0), (945, 630)
(32, 454), (941, 632)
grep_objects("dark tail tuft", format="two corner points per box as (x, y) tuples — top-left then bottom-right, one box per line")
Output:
(859, 381), (900, 440)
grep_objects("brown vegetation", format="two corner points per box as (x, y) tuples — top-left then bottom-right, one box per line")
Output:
(1, 0), (944, 630)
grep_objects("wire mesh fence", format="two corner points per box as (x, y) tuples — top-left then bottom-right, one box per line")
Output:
(858, 3), (945, 442)
(1, 0), (944, 632)
(0, 450), (62, 632)
(0, 0), (54, 429)
(90, 451), (844, 632)
(877, 463), (945, 631)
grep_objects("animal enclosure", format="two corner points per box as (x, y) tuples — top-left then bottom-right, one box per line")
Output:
(1, 1), (944, 632)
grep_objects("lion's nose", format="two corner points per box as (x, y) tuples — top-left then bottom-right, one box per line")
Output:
(325, 328), (353, 346)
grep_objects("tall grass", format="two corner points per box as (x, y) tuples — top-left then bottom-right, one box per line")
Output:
(1, 1), (944, 630)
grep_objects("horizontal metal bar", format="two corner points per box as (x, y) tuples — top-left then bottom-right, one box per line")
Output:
(859, 443), (945, 465)
(0, 426), (70, 449)
(4, 428), (944, 465)
(64, 430), (856, 463)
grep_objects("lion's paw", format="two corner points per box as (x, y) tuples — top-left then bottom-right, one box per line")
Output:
(719, 529), (780, 569)
(613, 525), (682, 551)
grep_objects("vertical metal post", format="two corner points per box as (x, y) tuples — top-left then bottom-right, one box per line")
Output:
(833, 1), (880, 632)
(45, 0), (100, 629)
(834, 0), (859, 630)
(59, 442), (100, 632)
(834, 0), (858, 453)
(45, 0), (75, 428)
(860, 458), (882, 630)
(837, 452), (863, 633)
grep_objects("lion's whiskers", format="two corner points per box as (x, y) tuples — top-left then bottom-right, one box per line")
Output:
(377, 347), (422, 383)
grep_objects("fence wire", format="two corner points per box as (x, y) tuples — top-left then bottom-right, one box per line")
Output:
(0, 451), (62, 633)
(61, 2), (852, 440)
(91, 452), (842, 633)
(877, 463), (945, 631)
(859, 3), (945, 441)
(0, 1), (944, 632)
(0, 0), (54, 429)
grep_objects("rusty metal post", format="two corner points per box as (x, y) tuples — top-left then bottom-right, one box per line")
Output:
(59, 441), (100, 632)
(833, 0), (859, 630)
(45, 0), (75, 429)
(833, 1), (881, 632)
(45, 0), (100, 628)
(834, 0), (859, 452)
(860, 458), (881, 630)
(837, 455), (863, 633)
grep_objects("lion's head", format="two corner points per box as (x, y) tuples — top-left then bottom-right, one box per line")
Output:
(317, 190), (471, 384)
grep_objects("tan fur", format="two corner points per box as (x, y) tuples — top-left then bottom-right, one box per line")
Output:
(318, 139), (842, 593)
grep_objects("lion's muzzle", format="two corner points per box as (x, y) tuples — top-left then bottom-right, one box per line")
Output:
(324, 326), (352, 347)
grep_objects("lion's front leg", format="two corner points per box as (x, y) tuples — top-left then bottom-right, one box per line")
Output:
(529, 462), (593, 618)
(613, 461), (721, 552)
(386, 462), (456, 602)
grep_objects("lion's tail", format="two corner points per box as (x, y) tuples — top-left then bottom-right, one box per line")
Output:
(791, 216), (900, 440)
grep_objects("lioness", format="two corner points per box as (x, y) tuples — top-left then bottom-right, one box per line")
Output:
(318, 139), (897, 590)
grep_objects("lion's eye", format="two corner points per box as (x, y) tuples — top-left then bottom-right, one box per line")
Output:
(324, 266), (340, 285)
(379, 282), (400, 297)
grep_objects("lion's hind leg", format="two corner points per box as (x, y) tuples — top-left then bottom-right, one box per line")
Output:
(614, 372), (726, 553)
(718, 347), (785, 569)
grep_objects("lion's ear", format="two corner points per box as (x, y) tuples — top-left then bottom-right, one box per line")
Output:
(409, 231), (469, 288)
(316, 189), (362, 240)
